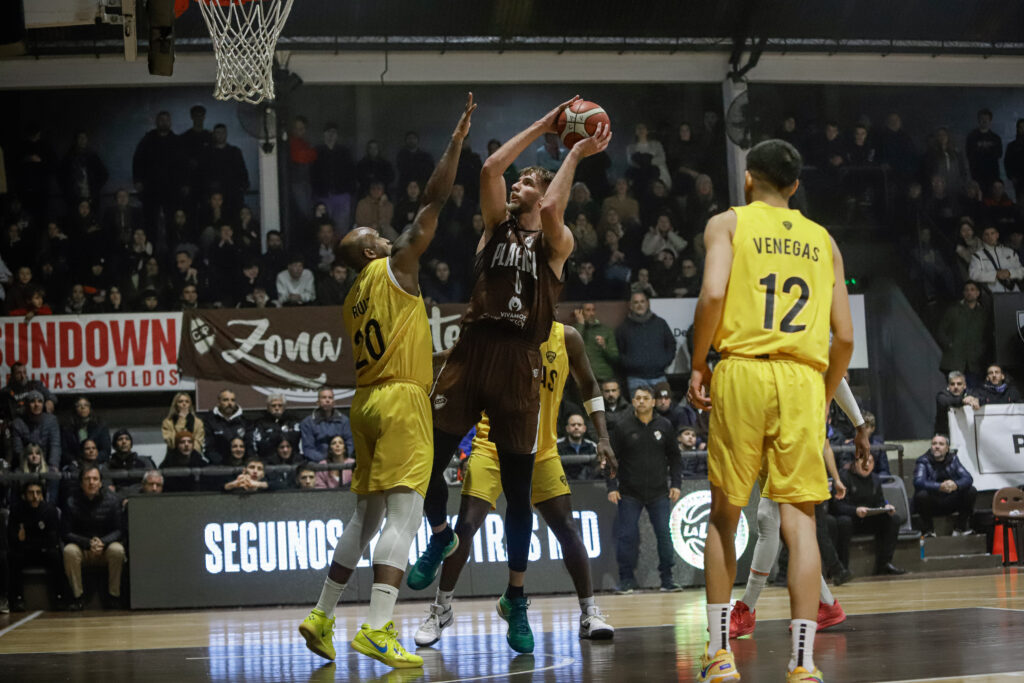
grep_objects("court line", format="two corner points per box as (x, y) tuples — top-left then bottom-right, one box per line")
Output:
(878, 672), (1024, 682)
(0, 611), (43, 639)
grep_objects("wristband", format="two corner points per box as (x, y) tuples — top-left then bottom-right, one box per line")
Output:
(583, 396), (605, 416)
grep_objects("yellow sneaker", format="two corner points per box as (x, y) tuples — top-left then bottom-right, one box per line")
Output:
(787, 666), (824, 682)
(350, 621), (424, 669)
(698, 647), (741, 682)
(298, 609), (336, 661)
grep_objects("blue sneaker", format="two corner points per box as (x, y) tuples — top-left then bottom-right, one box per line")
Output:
(407, 532), (459, 590)
(497, 593), (534, 653)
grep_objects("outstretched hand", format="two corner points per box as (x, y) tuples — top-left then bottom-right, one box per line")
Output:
(573, 122), (612, 158)
(540, 95), (581, 134)
(453, 92), (477, 140)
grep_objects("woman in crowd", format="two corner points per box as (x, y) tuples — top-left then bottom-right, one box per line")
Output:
(266, 436), (307, 490)
(161, 392), (206, 455)
(315, 434), (354, 489)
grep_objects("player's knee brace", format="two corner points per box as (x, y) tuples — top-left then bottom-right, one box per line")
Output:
(751, 497), (783, 573)
(373, 491), (425, 570)
(332, 495), (387, 569)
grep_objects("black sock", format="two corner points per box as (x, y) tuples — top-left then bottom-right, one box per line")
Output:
(506, 584), (524, 599)
(434, 525), (454, 546)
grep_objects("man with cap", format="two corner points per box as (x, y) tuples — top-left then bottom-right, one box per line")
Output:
(653, 381), (698, 433)
(107, 429), (158, 491)
(1, 361), (56, 417)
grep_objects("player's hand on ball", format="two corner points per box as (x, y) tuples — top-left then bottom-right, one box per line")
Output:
(541, 95), (581, 133)
(453, 92), (477, 140)
(572, 123), (612, 157)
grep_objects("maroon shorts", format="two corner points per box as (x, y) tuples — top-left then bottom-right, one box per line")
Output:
(430, 325), (542, 455)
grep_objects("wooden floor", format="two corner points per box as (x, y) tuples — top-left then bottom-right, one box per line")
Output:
(1, 569), (1022, 681)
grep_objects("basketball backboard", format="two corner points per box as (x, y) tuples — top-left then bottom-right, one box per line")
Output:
(24, 0), (136, 60)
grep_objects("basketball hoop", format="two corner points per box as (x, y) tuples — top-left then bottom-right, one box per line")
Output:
(193, 0), (295, 105)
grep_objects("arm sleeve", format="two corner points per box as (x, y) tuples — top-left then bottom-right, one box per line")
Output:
(45, 419), (62, 470)
(834, 378), (864, 428)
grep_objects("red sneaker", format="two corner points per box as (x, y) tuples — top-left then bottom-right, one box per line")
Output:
(729, 600), (756, 638)
(817, 599), (847, 631)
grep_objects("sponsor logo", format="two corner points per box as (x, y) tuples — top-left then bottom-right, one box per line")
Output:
(433, 394), (448, 410)
(669, 490), (750, 569)
(508, 296), (523, 312)
(533, 368), (540, 378)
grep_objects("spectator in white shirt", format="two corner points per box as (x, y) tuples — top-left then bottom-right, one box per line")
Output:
(276, 254), (316, 306)
(969, 226), (1024, 292)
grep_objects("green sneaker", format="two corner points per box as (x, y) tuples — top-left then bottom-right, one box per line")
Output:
(496, 593), (534, 654)
(407, 532), (459, 590)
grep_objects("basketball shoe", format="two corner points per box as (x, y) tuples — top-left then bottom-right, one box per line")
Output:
(407, 534), (459, 590)
(729, 601), (756, 638)
(697, 647), (741, 682)
(579, 610), (614, 639)
(350, 621), (423, 669)
(298, 609), (336, 661)
(496, 594), (534, 653)
(414, 602), (453, 647)
(786, 666), (825, 682)
(817, 599), (847, 630)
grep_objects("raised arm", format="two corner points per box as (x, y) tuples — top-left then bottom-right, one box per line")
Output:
(564, 325), (616, 476)
(390, 93), (477, 285)
(825, 237), (854, 407)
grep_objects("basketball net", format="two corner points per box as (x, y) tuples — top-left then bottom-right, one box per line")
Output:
(194, 0), (295, 105)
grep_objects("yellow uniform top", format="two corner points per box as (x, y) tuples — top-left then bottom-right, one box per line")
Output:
(713, 201), (835, 372)
(342, 257), (432, 389)
(472, 322), (567, 461)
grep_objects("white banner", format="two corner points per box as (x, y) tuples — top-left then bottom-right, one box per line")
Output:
(948, 403), (1024, 489)
(0, 312), (194, 393)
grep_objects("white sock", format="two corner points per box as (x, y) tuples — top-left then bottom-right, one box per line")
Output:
(436, 588), (455, 608)
(707, 603), (732, 654)
(367, 583), (400, 629)
(819, 576), (835, 606)
(579, 596), (597, 616)
(789, 619), (817, 672)
(741, 570), (769, 609)
(315, 578), (346, 618)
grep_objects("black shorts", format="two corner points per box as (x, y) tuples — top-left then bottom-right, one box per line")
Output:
(430, 325), (542, 455)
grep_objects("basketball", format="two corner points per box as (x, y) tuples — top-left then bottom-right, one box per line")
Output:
(557, 100), (611, 149)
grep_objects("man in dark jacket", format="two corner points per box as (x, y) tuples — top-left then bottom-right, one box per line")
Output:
(601, 379), (631, 431)
(1, 361), (56, 416)
(556, 413), (600, 481)
(299, 386), (354, 461)
(12, 391), (61, 470)
(250, 393), (302, 460)
(973, 364), (1022, 405)
(913, 435), (978, 536)
(615, 292), (676, 396)
(311, 123), (357, 232)
(607, 385), (682, 593)
(935, 370), (981, 436)
(1005, 118), (1024, 201)
(965, 108), (1003, 190)
(7, 481), (65, 611)
(937, 281), (989, 386)
(832, 452), (905, 576)
(653, 381), (699, 432)
(201, 124), (249, 213)
(106, 429), (157, 490)
(132, 111), (184, 233)
(202, 389), (251, 465)
(61, 396), (111, 466)
(61, 465), (125, 609)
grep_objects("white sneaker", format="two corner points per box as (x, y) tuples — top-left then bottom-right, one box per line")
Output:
(414, 602), (453, 647)
(579, 610), (614, 640)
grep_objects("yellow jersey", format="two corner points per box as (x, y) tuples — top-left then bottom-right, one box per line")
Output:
(713, 201), (834, 371)
(472, 322), (567, 461)
(342, 257), (432, 389)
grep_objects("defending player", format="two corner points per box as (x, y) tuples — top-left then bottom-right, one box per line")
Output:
(409, 97), (611, 649)
(688, 139), (853, 683)
(730, 378), (871, 639)
(297, 94), (476, 670)
(413, 322), (617, 651)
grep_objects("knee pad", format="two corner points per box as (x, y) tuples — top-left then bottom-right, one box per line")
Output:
(373, 491), (425, 570)
(332, 495), (387, 569)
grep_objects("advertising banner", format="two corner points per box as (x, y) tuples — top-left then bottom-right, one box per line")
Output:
(0, 312), (191, 393)
(948, 403), (1024, 489)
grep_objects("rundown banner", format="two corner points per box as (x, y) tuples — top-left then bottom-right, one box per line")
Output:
(0, 312), (190, 393)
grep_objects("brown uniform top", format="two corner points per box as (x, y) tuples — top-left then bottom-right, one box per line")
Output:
(461, 215), (563, 345)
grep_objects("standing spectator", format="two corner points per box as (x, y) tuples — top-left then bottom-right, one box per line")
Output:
(572, 303), (619, 384)
(974, 364), (1022, 405)
(935, 371), (981, 435)
(202, 388), (250, 465)
(607, 385), (682, 593)
(969, 226), (1024, 292)
(62, 465), (125, 610)
(202, 124), (249, 215)
(61, 397), (111, 465)
(615, 292), (676, 396)
(393, 181), (422, 230)
(937, 281), (989, 386)
(288, 116), (317, 222)
(535, 133), (563, 172)
(601, 379), (631, 431)
(250, 393), (302, 461)
(316, 262), (352, 306)
(161, 392), (207, 454)
(7, 482), (64, 612)
(965, 108), (1003, 191)
(877, 113), (918, 188)
(653, 382), (698, 432)
(913, 435), (978, 536)
(557, 413), (600, 480)
(831, 451), (905, 576)
(1005, 118), (1024, 201)
(102, 189), (144, 248)
(299, 386), (354, 461)
(16, 124), (55, 220)
(60, 131), (108, 208)
(455, 137), (483, 202)
(924, 127), (968, 196)
(626, 123), (671, 190)
(179, 105), (213, 205)
(315, 434), (354, 488)
(12, 391), (61, 470)
(395, 131), (435, 192)
(311, 123), (357, 232)
(276, 254), (316, 306)
(354, 181), (395, 237)
(355, 139), (395, 199)
(602, 178), (641, 227)
(2, 361), (56, 416)
(132, 111), (183, 231)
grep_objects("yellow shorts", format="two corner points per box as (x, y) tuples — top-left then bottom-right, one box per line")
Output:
(462, 446), (570, 508)
(708, 357), (828, 506)
(350, 381), (433, 497)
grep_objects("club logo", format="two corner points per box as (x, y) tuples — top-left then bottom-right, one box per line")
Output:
(545, 351), (557, 363)
(524, 235), (536, 247)
(670, 490), (750, 569)
(433, 394), (447, 410)
(783, 221), (793, 230)
(189, 318), (216, 356)
(509, 296), (523, 312)
(654, 430), (662, 441)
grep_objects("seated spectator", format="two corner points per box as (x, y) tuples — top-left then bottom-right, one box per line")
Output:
(564, 261), (606, 301)
(984, 179), (1018, 232)
(105, 429), (156, 491)
(161, 431), (208, 492)
(421, 260), (465, 304)
(262, 230), (289, 279)
(300, 386), (354, 461)
(12, 391), (61, 470)
(296, 464), (318, 489)
(615, 292), (676, 396)
(653, 382), (698, 432)
(595, 229), (631, 290)
(676, 257), (701, 297)
(602, 178), (641, 226)
(100, 286), (128, 314)
(61, 396), (111, 466)
(7, 481), (65, 611)
(2, 361), (57, 415)
(236, 205), (261, 254)
(311, 221), (338, 275)
(640, 214), (687, 262)
(238, 285), (277, 309)
(648, 248), (683, 297)
(276, 254), (316, 306)
(7, 287), (53, 320)
(223, 436), (250, 468)
(913, 434), (978, 536)
(969, 226), (1024, 293)
(316, 262), (351, 306)
(556, 413), (599, 480)
(681, 174), (721, 236)
(315, 434), (354, 489)
(954, 217), (982, 281)
(572, 303), (619, 384)
(224, 459), (270, 493)
(678, 426), (707, 478)
(140, 470), (164, 494)
(161, 392), (206, 455)
(937, 281), (989, 387)
(19, 442), (56, 502)
(975, 364), (1021, 405)
(832, 451), (905, 577)
(202, 388), (250, 465)
(569, 212), (600, 261)
(267, 436), (307, 490)
(61, 465), (125, 610)
(250, 393), (302, 461)
(630, 268), (657, 298)
(236, 258), (274, 305)
(935, 370), (980, 435)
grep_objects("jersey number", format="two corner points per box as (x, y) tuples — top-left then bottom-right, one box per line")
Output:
(353, 318), (386, 369)
(541, 366), (557, 392)
(759, 273), (810, 333)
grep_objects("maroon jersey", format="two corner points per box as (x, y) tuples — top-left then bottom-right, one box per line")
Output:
(461, 216), (562, 345)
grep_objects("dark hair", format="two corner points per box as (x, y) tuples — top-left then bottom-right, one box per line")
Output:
(633, 384), (654, 398)
(978, 108), (993, 118)
(297, 464), (315, 475)
(324, 122), (339, 132)
(601, 378), (620, 388)
(22, 481), (43, 495)
(294, 115), (309, 125)
(214, 123), (227, 131)
(79, 464), (102, 481)
(746, 139), (803, 191)
(190, 105), (206, 116)
(287, 252), (306, 266)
